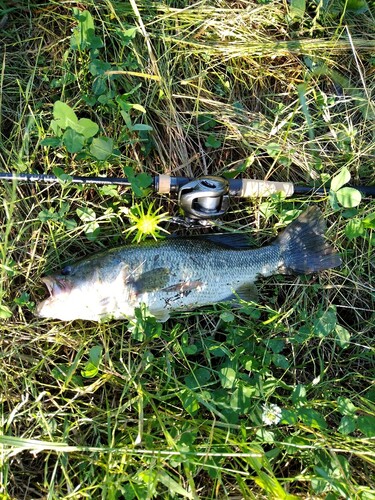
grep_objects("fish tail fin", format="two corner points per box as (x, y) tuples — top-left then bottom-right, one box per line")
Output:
(276, 207), (342, 275)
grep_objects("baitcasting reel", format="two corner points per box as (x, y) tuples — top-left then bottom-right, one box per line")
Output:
(177, 176), (230, 219)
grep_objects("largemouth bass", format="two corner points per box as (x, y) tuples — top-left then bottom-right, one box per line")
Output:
(36, 207), (341, 322)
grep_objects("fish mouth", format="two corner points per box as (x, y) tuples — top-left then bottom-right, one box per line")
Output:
(36, 276), (72, 318)
(41, 276), (71, 297)
(41, 276), (55, 297)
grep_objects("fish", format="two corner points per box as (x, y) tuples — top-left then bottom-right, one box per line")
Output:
(36, 206), (342, 322)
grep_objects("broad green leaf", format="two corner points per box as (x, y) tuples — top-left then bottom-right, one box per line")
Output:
(53, 101), (78, 130)
(89, 345), (102, 366)
(75, 118), (99, 138)
(62, 129), (85, 153)
(328, 190), (340, 211)
(136, 172), (153, 188)
(117, 95), (133, 112)
(132, 123), (153, 132)
(336, 187), (362, 208)
(89, 59), (111, 76)
(89, 137), (113, 161)
(13, 292), (31, 307)
(219, 367), (237, 389)
(122, 167), (152, 197)
(272, 353), (289, 369)
(0, 303), (12, 319)
(255, 429), (275, 443)
(313, 306), (337, 337)
(220, 311), (235, 323)
(184, 367), (210, 390)
(120, 110), (133, 130)
(116, 26), (138, 44)
(205, 134), (221, 149)
(266, 142), (282, 157)
(346, 0), (368, 13)
(335, 324), (351, 348)
(298, 408), (327, 429)
(184, 344), (198, 355)
(81, 345), (102, 378)
(345, 218), (365, 240)
(337, 396), (357, 416)
(53, 167), (73, 183)
(85, 221), (100, 241)
(267, 339), (285, 354)
(291, 384), (307, 405)
(41, 137), (62, 148)
(131, 103), (147, 113)
(38, 208), (59, 222)
(178, 389), (199, 416)
(357, 415), (375, 437)
(363, 212), (375, 229)
(58, 201), (70, 216)
(70, 9), (103, 51)
(284, 435), (310, 454)
(63, 219), (77, 230)
(292, 325), (312, 344)
(71, 10), (94, 50)
(230, 383), (256, 412)
(81, 361), (99, 378)
(330, 167), (351, 192)
(338, 415), (356, 435)
(92, 76), (107, 96)
(289, 0), (306, 20)
(50, 119), (62, 137)
(76, 207), (96, 222)
(137, 470), (158, 497)
(314, 466), (350, 498)
(280, 409), (298, 425)
(51, 364), (83, 386)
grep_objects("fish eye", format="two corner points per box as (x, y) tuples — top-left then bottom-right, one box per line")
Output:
(61, 265), (72, 276)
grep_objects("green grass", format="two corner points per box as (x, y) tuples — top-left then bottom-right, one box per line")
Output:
(0, 0), (374, 498)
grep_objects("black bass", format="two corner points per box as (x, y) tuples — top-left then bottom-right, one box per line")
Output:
(36, 207), (341, 322)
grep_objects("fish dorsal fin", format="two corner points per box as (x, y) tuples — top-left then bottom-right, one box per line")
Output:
(198, 232), (256, 249)
(130, 267), (170, 294)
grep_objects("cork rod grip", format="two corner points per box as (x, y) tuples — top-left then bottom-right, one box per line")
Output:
(239, 179), (294, 198)
(156, 174), (172, 194)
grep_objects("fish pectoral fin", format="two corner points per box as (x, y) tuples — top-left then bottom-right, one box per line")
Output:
(151, 309), (170, 322)
(130, 267), (170, 294)
(226, 283), (259, 303)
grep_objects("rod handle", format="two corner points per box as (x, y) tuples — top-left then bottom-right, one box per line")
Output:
(237, 179), (294, 198)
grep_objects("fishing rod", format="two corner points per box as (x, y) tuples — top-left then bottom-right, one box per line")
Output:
(1, 171), (374, 220)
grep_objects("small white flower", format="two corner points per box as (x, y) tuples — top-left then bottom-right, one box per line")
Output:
(262, 403), (282, 426)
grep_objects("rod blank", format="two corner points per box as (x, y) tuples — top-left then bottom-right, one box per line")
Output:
(0, 171), (374, 197)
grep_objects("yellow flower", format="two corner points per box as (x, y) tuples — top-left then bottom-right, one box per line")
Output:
(125, 201), (170, 243)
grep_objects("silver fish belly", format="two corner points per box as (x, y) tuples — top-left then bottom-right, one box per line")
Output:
(36, 207), (341, 322)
